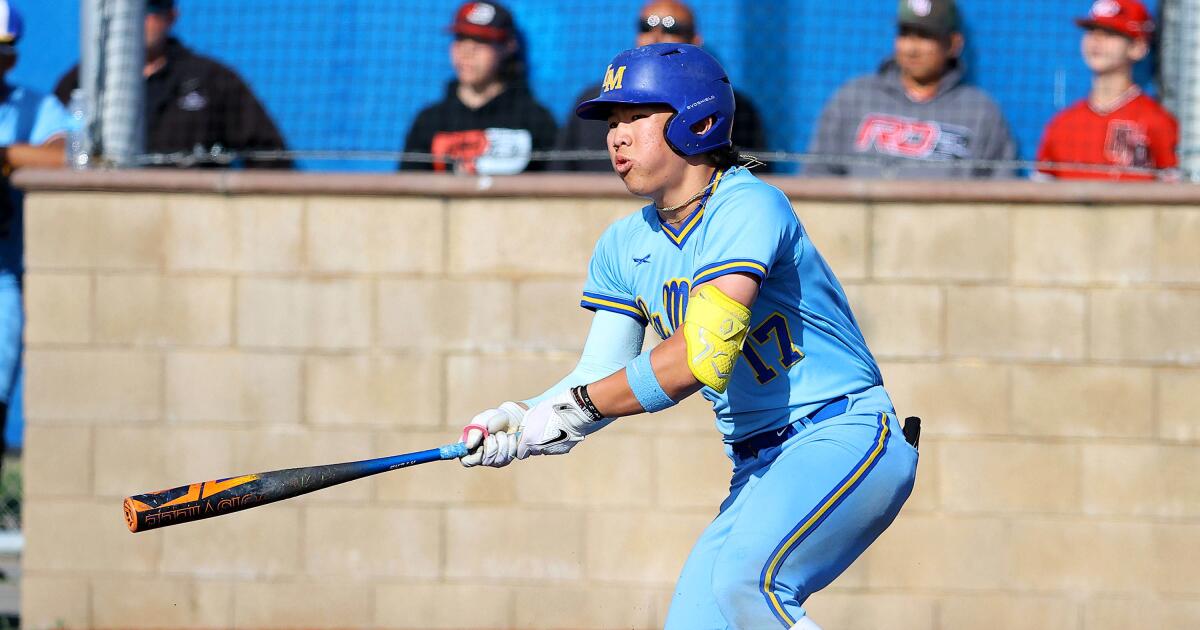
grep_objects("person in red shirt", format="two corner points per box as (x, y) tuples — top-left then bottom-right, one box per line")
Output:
(1037, 0), (1178, 181)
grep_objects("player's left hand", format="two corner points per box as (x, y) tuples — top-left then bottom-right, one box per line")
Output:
(460, 402), (526, 468)
(516, 390), (596, 459)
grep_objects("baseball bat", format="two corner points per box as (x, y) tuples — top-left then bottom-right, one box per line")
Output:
(123, 442), (468, 533)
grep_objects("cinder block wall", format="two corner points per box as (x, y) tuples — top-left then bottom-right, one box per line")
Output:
(17, 182), (1200, 629)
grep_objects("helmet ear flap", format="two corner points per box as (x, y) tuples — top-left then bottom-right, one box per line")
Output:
(662, 111), (687, 157)
(667, 98), (731, 155)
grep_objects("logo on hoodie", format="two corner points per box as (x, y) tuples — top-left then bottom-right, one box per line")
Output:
(855, 113), (972, 160)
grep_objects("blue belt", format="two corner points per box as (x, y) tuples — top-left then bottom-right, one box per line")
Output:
(731, 396), (850, 460)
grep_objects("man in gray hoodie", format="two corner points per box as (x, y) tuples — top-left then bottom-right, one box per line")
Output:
(808, 0), (1016, 179)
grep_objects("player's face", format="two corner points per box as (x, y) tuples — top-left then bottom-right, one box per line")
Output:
(636, 26), (695, 47)
(606, 104), (683, 195)
(451, 36), (507, 89)
(894, 27), (956, 84)
(1081, 28), (1146, 74)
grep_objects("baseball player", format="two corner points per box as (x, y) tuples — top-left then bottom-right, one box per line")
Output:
(1037, 0), (1177, 180)
(0, 1), (74, 469)
(458, 43), (918, 629)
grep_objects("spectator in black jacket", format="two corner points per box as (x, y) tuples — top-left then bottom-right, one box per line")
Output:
(552, 0), (770, 172)
(55, 0), (291, 168)
(400, 1), (556, 174)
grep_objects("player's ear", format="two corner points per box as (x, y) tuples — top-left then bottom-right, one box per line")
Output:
(689, 115), (716, 136)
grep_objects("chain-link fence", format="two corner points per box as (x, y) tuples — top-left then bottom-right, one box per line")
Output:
(0, 455), (17, 628)
(0, 457), (17, 533)
(63, 0), (1195, 178)
(1161, 0), (1200, 175)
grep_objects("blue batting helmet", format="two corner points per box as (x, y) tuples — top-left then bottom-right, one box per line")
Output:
(576, 43), (735, 157)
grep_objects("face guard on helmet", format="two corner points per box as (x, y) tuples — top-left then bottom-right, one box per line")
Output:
(576, 43), (735, 157)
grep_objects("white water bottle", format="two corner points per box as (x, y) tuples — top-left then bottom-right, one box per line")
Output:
(66, 89), (90, 169)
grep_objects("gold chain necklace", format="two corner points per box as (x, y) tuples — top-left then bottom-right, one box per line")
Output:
(657, 169), (721, 224)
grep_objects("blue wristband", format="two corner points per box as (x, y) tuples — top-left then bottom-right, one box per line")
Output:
(626, 350), (676, 413)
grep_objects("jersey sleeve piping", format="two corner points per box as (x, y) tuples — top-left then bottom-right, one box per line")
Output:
(580, 291), (649, 326)
(693, 258), (769, 285)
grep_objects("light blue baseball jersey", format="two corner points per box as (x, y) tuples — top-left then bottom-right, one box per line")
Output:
(581, 166), (882, 441)
(0, 84), (74, 274)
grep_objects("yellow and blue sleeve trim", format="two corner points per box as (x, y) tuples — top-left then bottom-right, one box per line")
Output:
(758, 413), (891, 628)
(581, 292), (648, 326)
(694, 259), (768, 286)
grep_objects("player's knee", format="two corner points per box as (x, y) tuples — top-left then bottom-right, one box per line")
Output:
(705, 566), (753, 607)
(711, 556), (817, 627)
(709, 569), (765, 619)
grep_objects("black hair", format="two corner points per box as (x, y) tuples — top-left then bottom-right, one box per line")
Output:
(499, 31), (529, 84)
(680, 112), (742, 169)
(706, 144), (743, 170)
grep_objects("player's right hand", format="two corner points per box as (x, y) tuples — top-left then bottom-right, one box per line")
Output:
(459, 402), (526, 468)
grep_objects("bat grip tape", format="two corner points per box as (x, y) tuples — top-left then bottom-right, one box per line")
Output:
(440, 442), (470, 459)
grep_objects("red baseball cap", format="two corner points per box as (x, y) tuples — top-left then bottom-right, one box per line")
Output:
(1075, 0), (1154, 40)
(449, 2), (516, 43)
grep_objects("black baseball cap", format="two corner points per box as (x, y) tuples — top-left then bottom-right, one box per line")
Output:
(898, 0), (960, 36)
(148, 0), (175, 13)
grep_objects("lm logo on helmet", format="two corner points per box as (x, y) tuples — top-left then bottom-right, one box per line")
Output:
(602, 64), (627, 93)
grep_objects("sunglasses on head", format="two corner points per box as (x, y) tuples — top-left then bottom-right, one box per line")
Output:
(637, 14), (694, 37)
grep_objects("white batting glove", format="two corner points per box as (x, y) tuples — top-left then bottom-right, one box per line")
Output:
(516, 390), (601, 459)
(460, 402), (525, 468)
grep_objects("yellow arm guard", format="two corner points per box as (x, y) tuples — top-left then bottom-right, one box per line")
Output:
(683, 285), (752, 393)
